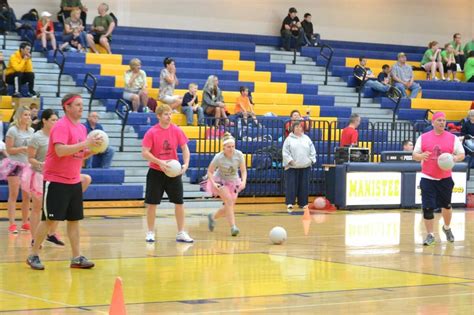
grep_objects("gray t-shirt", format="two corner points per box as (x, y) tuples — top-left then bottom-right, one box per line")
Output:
(28, 130), (49, 172)
(391, 62), (413, 82)
(159, 68), (177, 98)
(5, 126), (34, 163)
(210, 150), (244, 181)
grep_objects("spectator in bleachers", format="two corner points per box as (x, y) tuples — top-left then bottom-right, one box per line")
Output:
(60, 29), (85, 52)
(1, 106), (33, 234)
(202, 75), (228, 126)
(83, 112), (114, 168)
(460, 110), (474, 137)
(62, 8), (87, 51)
(6, 42), (38, 98)
(391, 52), (421, 98)
(36, 12), (57, 52)
(159, 57), (182, 111)
(377, 64), (393, 87)
(60, 0), (88, 26)
(284, 110), (309, 137)
(465, 51), (474, 83)
(301, 13), (319, 47)
(464, 39), (474, 56)
(30, 103), (40, 131)
(441, 43), (458, 82)
(123, 58), (148, 112)
(451, 33), (465, 70)
(235, 86), (258, 126)
(402, 139), (414, 151)
(280, 7), (304, 51)
(340, 113), (360, 147)
(283, 121), (316, 212)
(86, 3), (115, 54)
(421, 41), (445, 81)
(354, 57), (391, 93)
(181, 83), (204, 126)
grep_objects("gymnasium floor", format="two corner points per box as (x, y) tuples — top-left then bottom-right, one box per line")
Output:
(1, 205), (473, 314)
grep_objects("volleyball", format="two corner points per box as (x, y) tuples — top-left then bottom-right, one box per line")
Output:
(87, 130), (109, 154)
(269, 226), (287, 245)
(314, 197), (326, 209)
(164, 160), (182, 177)
(437, 153), (455, 171)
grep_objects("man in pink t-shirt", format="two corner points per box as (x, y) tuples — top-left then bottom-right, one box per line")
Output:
(142, 104), (193, 243)
(413, 112), (465, 246)
(27, 94), (103, 270)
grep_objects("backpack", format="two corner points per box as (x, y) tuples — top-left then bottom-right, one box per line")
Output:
(251, 145), (282, 170)
(17, 23), (35, 44)
(21, 9), (38, 21)
(109, 12), (118, 26)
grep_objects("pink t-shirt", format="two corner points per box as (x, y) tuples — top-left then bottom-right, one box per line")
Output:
(420, 130), (456, 179)
(142, 123), (188, 172)
(43, 116), (87, 184)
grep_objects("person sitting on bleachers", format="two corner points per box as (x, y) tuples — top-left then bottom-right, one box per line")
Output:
(377, 64), (394, 88)
(280, 7), (304, 51)
(6, 42), (38, 98)
(36, 12), (57, 52)
(60, 29), (85, 52)
(421, 41), (445, 81)
(340, 113), (361, 147)
(159, 57), (182, 111)
(301, 13), (319, 47)
(465, 51), (474, 83)
(86, 3), (115, 54)
(441, 43), (458, 82)
(123, 58), (148, 112)
(83, 112), (114, 168)
(181, 83), (204, 126)
(451, 33), (465, 71)
(235, 86), (258, 126)
(60, 0), (88, 26)
(354, 57), (390, 94)
(464, 38), (474, 56)
(202, 75), (228, 126)
(460, 110), (474, 137)
(284, 110), (310, 138)
(391, 52), (421, 98)
(402, 139), (414, 151)
(62, 8), (88, 51)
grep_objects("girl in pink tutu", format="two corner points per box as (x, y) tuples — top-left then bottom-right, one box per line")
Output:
(206, 132), (247, 236)
(2, 106), (34, 234)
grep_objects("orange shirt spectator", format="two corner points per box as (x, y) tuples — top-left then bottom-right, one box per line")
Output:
(235, 95), (252, 113)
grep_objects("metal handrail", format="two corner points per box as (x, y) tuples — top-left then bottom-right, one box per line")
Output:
(319, 44), (334, 85)
(53, 49), (65, 97)
(354, 65), (367, 107)
(1, 31), (5, 50)
(114, 99), (130, 152)
(388, 87), (403, 125)
(82, 72), (98, 114)
(424, 109), (434, 121)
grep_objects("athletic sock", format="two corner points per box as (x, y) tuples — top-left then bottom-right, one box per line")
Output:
(444, 225), (450, 230)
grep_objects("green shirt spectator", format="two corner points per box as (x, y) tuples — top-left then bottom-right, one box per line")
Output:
(465, 52), (474, 82)
(464, 40), (474, 55)
(61, 0), (84, 9)
(421, 49), (435, 65)
(450, 40), (464, 54)
(92, 15), (113, 38)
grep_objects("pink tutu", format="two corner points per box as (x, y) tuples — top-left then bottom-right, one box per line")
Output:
(20, 166), (43, 198)
(0, 158), (26, 180)
(201, 176), (242, 201)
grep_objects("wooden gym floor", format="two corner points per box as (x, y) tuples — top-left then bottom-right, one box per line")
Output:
(0, 204), (473, 314)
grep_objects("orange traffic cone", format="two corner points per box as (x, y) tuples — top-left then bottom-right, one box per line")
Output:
(302, 206), (311, 236)
(109, 277), (126, 315)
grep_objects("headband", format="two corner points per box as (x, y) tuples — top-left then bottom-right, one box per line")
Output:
(223, 138), (235, 145)
(63, 95), (82, 107)
(432, 112), (446, 122)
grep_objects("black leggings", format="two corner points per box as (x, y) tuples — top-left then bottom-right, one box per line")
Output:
(5, 72), (35, 93)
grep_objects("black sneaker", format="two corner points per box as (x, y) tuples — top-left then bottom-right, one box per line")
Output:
(28, 90), (40, 98)
(442, 226), (455, 242)
(46, 234), (65, 246)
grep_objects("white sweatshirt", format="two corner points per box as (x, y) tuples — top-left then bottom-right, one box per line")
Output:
(282, 133), (316, 168)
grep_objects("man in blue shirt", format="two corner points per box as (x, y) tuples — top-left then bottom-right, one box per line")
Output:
(83, 112), (114, 168)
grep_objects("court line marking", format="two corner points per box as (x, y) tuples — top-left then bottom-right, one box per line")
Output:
(0, 288), (107, 315)
(191, 291), (474, 314)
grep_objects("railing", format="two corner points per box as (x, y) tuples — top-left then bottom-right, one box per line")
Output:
(53, 49), (65, 97)
(82, 72), (98, 114)
(388, 86), (403, 125)
(354, 65), (367, 107)
(319, 44), (334, 86)
(114, 99), (130, 152)
(1, 31), (5, 50)
(424, 109), (434, 121)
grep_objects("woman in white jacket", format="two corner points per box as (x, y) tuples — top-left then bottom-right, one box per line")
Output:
(282, 121), (316, 213)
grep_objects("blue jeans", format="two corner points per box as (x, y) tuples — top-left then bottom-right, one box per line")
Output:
(365, 80), (390, 93)
(63, 31), (88, 48)
(182, 106), (204, 125)
(285, 167), (310, 207)
(85, 146), (114, 168)
(394, 82), (421, 98)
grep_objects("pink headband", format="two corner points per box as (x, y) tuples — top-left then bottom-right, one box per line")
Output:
(432, 112), (446, 121)
(63, 95), (82, 107)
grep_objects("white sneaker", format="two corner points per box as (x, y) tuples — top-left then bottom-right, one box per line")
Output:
(287, 204), (294, 213)
(145, 231), (155, 243)
(176, 231), (194, 243)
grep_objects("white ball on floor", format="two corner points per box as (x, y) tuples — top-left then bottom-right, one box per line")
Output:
(269, 226), (287, 245)
(164, 160), (182, 177)
(437, 153), (455, 171)
(87, 130), (109, 154)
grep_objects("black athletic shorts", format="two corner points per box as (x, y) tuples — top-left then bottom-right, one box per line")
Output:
(145, 168), (183, 205)
(420, 177), (455, 209)
(42, 181), (84, 221)
(92, 33), (111, 44)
